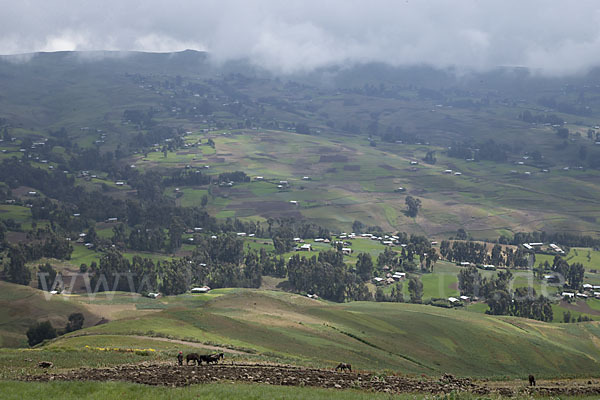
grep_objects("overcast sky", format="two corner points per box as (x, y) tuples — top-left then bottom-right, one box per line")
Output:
(1, 0), (600, 75)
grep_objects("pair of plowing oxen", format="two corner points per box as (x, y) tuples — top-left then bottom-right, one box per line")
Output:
(186, 352), (224, 365)
(183, 353), (351, 372)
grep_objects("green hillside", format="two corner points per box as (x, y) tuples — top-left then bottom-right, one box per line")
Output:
(0, 281), (97, 347)
(43, 289), (600, 379)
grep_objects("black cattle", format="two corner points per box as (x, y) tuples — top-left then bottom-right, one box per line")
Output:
(207, 353), (224, 364)
(529, 374), (536, 386)
(335, 362), (352, 372)
(186, 353), (201, 365)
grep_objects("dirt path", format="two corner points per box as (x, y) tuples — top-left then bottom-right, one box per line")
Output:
(126, 335), (250, 355)
(65, 333), (251, 355)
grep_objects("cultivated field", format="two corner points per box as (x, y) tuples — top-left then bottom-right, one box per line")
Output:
(131, 128), (600, 239)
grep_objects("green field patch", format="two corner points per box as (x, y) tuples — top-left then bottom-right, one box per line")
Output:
(175, 187), (209, 208)
(565, 248), (600, 269)
(0, 204), (31, 224)
(70, 245), (101, 267)
(465, 302), (490, 314)
(420, 270), (459, 300)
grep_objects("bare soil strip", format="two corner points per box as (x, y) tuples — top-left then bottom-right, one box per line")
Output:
(24, 362), (600, 397)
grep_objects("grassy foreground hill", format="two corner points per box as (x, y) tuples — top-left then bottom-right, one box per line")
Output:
(0, 381), (434, 400)
(29, 288), (600, 379)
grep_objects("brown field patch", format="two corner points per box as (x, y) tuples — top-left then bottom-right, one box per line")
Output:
(255, 152), (277, 159)
(82, 303), (141, 321)
(258, 136), (286, 144)
(317, 146), (338, 154)
(379, 164), (398, 171)
(560, 300), (600, 316)
(5, 232), (28, 243)
(11, 186), (37, 197)
(231, 201), (303, 218)
(319, 154), (348, 162)
(56, 270), (91, 293)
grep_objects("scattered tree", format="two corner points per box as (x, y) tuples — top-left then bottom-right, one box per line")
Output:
(65, 313), (85, 333)
(356, 253), (374, 282)
(408, 276), (423, 303)
(405, 196), (422, 218)
(26, 321), (57, 347)
(2, 247), (31, 285)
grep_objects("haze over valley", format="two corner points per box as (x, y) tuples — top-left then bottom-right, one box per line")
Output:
(2, 2), (600, 399)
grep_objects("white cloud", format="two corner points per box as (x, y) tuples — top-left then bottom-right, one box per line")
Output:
(1, 0), (600, 75)
(134, 34), (205, 53)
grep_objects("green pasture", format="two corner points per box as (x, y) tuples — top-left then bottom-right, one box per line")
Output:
(0, 204), (32, 225)
(420, 262), (460, 299)
(70, 245), (101, 267)
(566, 248), (600, 269)
(0, 381), (499, 400)
(0, 348), (164, 380)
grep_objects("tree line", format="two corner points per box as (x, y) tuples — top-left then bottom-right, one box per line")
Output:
(440, 241), (529, 268)
(458, 266), (553, 321)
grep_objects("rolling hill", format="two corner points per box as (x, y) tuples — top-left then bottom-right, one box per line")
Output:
(0, 281), (97, 347)
(42, 288), (600, 379)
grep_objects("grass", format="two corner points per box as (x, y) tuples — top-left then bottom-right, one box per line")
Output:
(0, 348), (164, 380)
(70, 245), (101, 267)
(0, 204), (31, 223)
(566, 248), (600, 269)
(46, 335), (188, 352)
(420, 262), (460, 299)
(0, 381), (518, 400)
(465, 302), (490, 313)
(3, 52), (600, 395)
